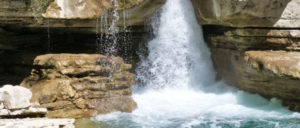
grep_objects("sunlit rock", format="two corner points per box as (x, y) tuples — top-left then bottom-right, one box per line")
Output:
(43, 0), (144, 19)
(21, 54), (137, 118)
(0, 85), (48, 117)
(0, 0), (165, 28)
(0, 85), (32, 109)
(43, 0), (112, 19)
(245, 51), (300, 79)
(192, 0), (300, 28)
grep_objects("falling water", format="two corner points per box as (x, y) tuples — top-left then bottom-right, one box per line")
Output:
(135, 0), (215, 90)
(47, 19), (51, 53)
(94, 0), (300, 127)
(121, 1), (132, 62)
(96, 0), (120, 56)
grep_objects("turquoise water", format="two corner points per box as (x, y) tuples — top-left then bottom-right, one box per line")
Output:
(92, 87), (300, 128)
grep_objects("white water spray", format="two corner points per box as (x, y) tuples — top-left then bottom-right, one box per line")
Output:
(136, 0), (215, 89)
(95, 0), (300, 127)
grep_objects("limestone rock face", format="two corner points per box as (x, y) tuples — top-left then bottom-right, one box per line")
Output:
(245, 51), (300, 79)
(0, 0), (166, 29)
(43, 0), (112, 19)
(21, 54), (137, 118)
(0, 0), (165, 85)
(43, 0), (144, 19)
(192, 0), (300, 28)
(203, 25), (300, 111)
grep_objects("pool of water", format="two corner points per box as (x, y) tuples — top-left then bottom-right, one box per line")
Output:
(89, 87), (300, 128)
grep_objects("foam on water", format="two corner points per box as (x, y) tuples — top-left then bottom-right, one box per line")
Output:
(94, 0), (300, 127)
(94, 87), (300, 128)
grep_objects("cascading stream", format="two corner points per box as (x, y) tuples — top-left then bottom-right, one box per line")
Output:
(135, 0), (215, 90)
(94, 0), (300, 127)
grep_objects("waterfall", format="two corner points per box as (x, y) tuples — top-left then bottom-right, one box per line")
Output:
(94, 0), (300, 127)
(135, 0), (215, 90)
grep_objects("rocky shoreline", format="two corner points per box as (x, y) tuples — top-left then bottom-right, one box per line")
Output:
(0, 85), (75, 128)
(0, 118), (75, 128)
(0, 53), (136, 127)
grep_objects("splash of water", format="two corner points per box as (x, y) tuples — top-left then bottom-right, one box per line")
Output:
(135, 0), (215, 90)
(94, 0), (300, 127)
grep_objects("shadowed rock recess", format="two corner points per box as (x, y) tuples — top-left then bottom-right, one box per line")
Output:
(21, 54), (137, 118)
(0, 0), (166, 85)
(192, 0), (300, 111)
(0, 0), (166, 119)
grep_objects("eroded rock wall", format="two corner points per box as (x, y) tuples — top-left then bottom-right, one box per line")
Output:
(0, 0), (163, 119)
(0, 0), (165, 85)
(0, 0), (166, 29)
(193, 0), (300, 111)
(192, 0), (300, 28)
(21, 54), (137, 118)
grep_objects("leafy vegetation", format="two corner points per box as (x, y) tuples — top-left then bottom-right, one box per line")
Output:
(121, 0), (131, 4)
(31, 0), (54, 23)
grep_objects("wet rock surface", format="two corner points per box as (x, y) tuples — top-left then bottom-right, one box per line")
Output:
(193, 0), (300, 111)
(21, 54), (137, 118)
(210, 48), (300, 111)
(202, 23), (300, 111)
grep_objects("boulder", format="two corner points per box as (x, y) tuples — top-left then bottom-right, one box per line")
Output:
(21, 54), (137, 118)
(0, 85), (32, 110)
(0, 85), (48, 118)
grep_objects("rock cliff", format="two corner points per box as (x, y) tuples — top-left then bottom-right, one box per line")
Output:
(21, 54), (137, 118)
(192, 0), (300, 28)
(193, 0), (300, 111)
(0, 0), (165, 29)
(0, 0), (166, 119)
(0, 0), (166, 85)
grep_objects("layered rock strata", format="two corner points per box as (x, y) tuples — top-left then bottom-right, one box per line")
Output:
(193, 0), (300, 111)
(0, 0), (166, 29)
(192, 0), (300, 28)
(0, 0), (166, 85)
(21, 54), (137, 118)
(0, 85), (75, 128)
